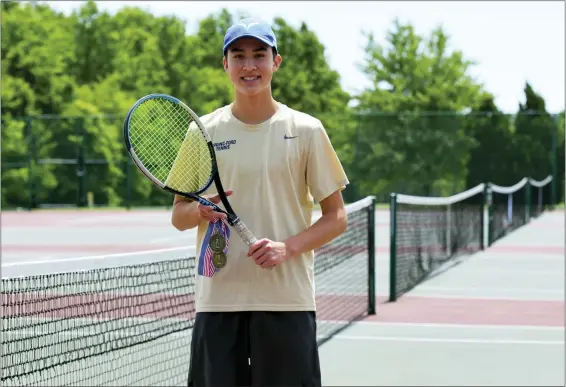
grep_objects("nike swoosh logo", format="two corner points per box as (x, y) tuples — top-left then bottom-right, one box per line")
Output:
(284, 134), (298, 139)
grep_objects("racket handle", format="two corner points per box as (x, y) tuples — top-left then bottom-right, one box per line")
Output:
(232, 217), (275, 272)
(232, 218), (258, 246)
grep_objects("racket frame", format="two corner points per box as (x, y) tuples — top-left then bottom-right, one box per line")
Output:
(123, 94), (242, 227)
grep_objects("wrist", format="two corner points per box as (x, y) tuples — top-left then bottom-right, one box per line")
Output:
(284, 238), (300, 260)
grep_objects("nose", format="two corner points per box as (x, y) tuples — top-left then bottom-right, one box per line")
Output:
(241, 58), (257, 70)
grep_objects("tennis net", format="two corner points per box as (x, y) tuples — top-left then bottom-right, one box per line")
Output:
(388, 184), (486, 301)
(1, 196), (376, 386)
(528, 175), (553, 219)
(488, 178), (529, 245)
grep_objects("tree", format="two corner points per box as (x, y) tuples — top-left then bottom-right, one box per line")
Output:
(354, 20), (485, 196)
(1, 2), (78, 207)
(514, 83), (556, 182)
(465, 94), (517, 187)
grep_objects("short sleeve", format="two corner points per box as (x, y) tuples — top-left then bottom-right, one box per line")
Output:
(165, 122), (212, 193)
(305, 122), (349, 203)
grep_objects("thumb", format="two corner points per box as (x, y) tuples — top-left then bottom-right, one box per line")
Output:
(206, 190), (233, 204)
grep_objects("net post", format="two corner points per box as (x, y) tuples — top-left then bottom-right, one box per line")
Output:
(480, 184), (487, 250)
(525, 179), (531, 223)
(551, 115), (558, 206)
(388, 193), (398, 302)
(446, 204), (451, 256)
(486, 184), (493, 247)
(367, 195), (376, 315)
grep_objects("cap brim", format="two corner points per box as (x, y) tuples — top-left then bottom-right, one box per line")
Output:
(224, 34), (276, 54)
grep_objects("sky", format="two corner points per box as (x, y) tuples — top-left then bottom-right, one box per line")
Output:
(43, 1), (565, 113)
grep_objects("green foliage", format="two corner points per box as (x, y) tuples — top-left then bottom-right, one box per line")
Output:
(354, 20), (485, 196)
(514, 83), (557, 181)
(0, 3), (559, 208)
(465, 95), (517, 187)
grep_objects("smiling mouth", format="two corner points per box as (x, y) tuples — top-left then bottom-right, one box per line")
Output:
(241, 76), (260, 81)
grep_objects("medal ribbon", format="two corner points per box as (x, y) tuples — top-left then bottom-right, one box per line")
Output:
(197, 217), (231, 277)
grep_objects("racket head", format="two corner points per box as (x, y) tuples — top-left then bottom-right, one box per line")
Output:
(124, 94), (216, 196)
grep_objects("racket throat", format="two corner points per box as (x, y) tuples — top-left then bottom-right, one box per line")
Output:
(226, 214), (239, 225)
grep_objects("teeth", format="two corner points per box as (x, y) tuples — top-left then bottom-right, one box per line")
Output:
(243, 76), (258, 80)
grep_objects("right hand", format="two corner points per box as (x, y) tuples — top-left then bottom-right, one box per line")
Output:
(198, 190), (233, 222)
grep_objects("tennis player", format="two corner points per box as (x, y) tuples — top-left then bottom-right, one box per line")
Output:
(171, 18), (349, 387)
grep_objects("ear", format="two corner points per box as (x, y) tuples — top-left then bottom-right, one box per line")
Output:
(273, 54), (282, 72)
(223, 56), (228, 72)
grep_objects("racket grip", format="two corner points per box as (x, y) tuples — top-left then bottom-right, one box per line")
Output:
(232, 218), (275, 271)
(232, 218), (258, 246)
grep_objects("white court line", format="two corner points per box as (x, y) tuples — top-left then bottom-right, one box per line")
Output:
(150, 235), (192, 244)
(373, 256), (566, 262)
(417, 286), (564, 295)
(375, 268), (562, 275)
(347, 321), (565, 331)
(375, 292), (565, 302)
(2, 246), (197, 267)
(331, 335), (564, 345)
(65, 216), (135, 225)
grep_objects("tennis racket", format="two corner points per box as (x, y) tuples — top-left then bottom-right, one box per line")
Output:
(123, 93), (258, 247)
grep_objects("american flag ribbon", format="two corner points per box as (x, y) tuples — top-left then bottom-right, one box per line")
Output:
(198, 217), (230, 277)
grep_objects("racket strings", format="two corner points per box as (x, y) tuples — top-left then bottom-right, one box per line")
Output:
(129, 99), (213, 193)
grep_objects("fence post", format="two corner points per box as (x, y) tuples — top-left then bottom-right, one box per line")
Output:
(76, 117), (86, 207)
(126, 157), (132, 210)
(26, 117), (37, 210)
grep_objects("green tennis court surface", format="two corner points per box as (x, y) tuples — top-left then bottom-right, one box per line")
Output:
(2, 198), (563, 386)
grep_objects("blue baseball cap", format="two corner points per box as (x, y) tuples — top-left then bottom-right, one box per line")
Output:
(223, 18), (278, 55)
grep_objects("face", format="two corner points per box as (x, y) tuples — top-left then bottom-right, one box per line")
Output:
(223, 37), (282, 97)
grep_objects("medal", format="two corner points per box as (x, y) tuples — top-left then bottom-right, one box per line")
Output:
(209, 233), (227, 252)
(212, 251), (227, 269)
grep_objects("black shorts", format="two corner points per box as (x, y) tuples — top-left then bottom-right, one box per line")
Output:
(187, 311), (321, 387)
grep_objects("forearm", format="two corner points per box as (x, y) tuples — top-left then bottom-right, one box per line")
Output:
(284, 209), (347, 259)
(171, 199), (201, 231)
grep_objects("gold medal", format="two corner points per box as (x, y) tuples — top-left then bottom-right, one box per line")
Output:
(212, 251), (227, 269)
(209, 233), (227, 252)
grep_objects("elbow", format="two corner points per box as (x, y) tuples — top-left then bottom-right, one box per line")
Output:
(336, 209), (348, 236)
(171, 213), (184, 231)
(171, 208), (188, 231)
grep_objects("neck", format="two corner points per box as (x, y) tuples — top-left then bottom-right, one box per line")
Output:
(231, 88), (279, 125)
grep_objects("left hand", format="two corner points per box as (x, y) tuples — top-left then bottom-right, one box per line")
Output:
(248, 239), (289, 269)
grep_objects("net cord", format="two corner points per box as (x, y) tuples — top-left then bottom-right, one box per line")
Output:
(529, 175), (552, 188)
(490, 177), (528, 194)
(396, 183), (485, 206)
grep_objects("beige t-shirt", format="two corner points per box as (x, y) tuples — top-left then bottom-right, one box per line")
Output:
(187, 103), (348, 312)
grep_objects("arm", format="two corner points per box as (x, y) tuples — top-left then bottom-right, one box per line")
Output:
(171, 190), (234, 231)
(284, 189), (347, 259)
(248, 189), (348, 268)
(171, 195), (200, 231)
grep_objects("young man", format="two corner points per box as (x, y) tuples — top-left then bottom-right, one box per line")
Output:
(171, 18), (349, 387)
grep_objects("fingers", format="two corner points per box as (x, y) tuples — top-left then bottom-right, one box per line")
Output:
(248, 239), (269, 258)
(248, 239), (277, 269)
(198, 190), (233, 221)
(206, 190), (233, 204)
(198, 203), (227, 221)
